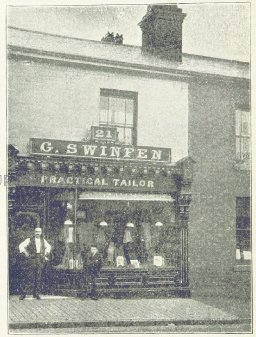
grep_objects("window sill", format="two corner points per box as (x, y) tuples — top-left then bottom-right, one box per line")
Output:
(233, 264), (251, 272)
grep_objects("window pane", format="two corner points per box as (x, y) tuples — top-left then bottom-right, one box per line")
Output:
(99, 96), (109, 124)
(116, 127), (125, 143)
(237, 230), (251, 250)
(236, 217), (250, 229)
(236, 137), (241, 160)
(124, 128), (132, 145)
(236, 197), (250, 217)
(126, 99), (134, 125)
(241, 111), (250, 136)
(99, 110), (108, 124)
(116, 127), (133, 145)
(236, 197), (251, 261)
(109, 97), (125, 125)
(99, 90), (136, 145)
(235, 110), (241, 136)
(241, 138), (250, 162)
(236, 110), (250, 136)
(100, 95), (109, 110)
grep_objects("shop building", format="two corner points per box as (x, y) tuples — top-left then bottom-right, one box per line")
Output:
(8, 5), (250, 298)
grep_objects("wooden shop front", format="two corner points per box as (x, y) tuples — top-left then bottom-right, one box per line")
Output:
(8, 138), (193, 298)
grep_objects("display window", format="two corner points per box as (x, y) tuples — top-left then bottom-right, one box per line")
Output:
(49, 191), (180, 270)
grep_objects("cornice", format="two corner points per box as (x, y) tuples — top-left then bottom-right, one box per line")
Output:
(8, 45), (249, 85)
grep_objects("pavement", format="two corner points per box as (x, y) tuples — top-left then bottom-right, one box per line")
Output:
(8, 295), (252, 333)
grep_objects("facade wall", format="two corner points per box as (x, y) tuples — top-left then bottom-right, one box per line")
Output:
(188, 79), (251, 298)
(8, 51), (250, 298)
(8, 58), (188, 162)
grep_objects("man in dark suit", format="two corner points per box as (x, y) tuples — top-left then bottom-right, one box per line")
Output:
(18, 227), (51, 300)
(81, 244), (102, 300)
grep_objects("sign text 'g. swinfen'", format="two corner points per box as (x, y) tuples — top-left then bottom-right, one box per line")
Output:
(30, 138), (172, 162)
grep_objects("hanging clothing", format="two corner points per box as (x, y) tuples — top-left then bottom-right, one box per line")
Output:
(123, 228), (133, 244)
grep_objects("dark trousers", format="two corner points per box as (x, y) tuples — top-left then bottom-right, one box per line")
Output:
(123, 242), (135, 265)
(82, 272), (98, 299)
(19, 255), (44, 296)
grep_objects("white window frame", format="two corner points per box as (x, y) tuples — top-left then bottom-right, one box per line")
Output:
(235, 109), (250, 169)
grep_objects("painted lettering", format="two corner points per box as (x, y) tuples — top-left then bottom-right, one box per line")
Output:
(95, 129), (104, 138)
(113, 179), (120, 186)
(37, 175), (158, 190)
(66, 144), (77, 154)
(94, 178), (101, 186)
(74, 177), (81, 185)
(151, 150), (162, 161)
(110, 146), (121, 158)
(50, 176), (57, 184)
(105, 130), (112, 139)
(57, 177), (65, 184)
(40, 142), (53, 153)
(100, 146), (108, 157)
(33, 139), (171, 162)
(132, 180), (138, 187)
(86, 177), (93, 185)
(137, 148), (148, 159)
(81, 145), (97, 156)
(41, 175), (48, 184)
(120, 179), (128, 187)
(102, 178), (108, 186)
(147, 181), (154, 188)
(66, 177), (74, 184)
(123, 148), (135, 158)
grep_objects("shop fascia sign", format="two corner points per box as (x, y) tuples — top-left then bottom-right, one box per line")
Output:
(30, 138), (172, 163)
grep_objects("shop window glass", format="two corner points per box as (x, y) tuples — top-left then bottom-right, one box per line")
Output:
(235, 110), (250, 165)
(99, 89), (136, 145)
(75, 200), (179, 269)
(49, 194), (180, 270)
(236, 197), (251, 262)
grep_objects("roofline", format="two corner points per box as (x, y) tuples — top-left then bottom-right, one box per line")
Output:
(7, 25), (249, 66)
(8, 44), (249, 85)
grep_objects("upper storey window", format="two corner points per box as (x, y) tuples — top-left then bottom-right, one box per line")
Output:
(99, 89), (137, 145)
(236, 197), (251, 263)
(235, 110), (250, 168)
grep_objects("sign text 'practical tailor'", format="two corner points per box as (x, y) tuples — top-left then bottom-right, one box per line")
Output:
(40, 175), (155, 188)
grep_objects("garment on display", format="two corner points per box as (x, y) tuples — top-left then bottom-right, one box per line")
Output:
(47, 195), (180, 270)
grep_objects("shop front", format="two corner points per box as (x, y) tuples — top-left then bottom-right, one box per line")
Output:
(8, 138), (193, 298)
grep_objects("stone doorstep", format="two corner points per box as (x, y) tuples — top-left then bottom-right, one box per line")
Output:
(9, 318), (252, 330)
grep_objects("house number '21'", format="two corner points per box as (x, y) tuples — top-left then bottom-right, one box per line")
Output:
(91, 126), (117, 142)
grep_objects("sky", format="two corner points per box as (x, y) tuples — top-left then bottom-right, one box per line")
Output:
(7, 3), (250, 62)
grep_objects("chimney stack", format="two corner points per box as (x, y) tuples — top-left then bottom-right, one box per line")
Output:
(138, 5), (186, 62)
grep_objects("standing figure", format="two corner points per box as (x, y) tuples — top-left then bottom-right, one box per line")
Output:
(94, 221), (109, 261)
(123, 223), (136, 266)
(107, 241), (115, 266)
(18, 227), (51, 300)
(82, 245), (102, 300)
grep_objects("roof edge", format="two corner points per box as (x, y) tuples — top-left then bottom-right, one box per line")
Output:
(8, 25), (249, 66)
(8, 44), (249, 83)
